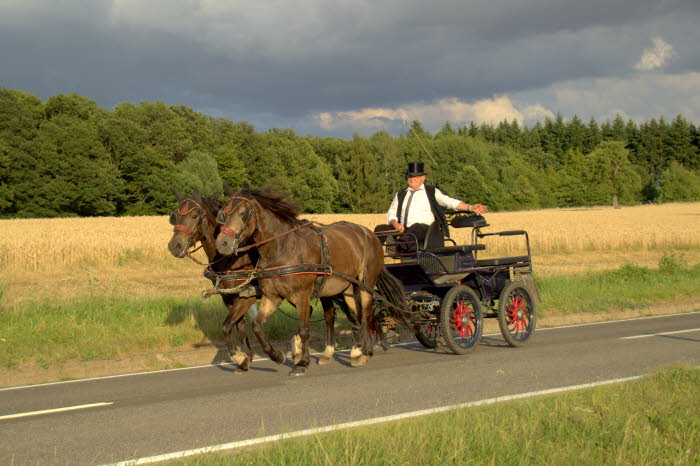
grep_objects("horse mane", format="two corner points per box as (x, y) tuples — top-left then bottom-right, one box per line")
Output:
(245, 186), (302, 225)
(200, 196), (223, 217)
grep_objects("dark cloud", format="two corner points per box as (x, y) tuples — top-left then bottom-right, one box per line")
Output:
(1, 1), (699, 135)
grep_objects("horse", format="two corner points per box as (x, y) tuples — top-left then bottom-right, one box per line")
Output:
(168, 187), (259, 372)
(168, 186), (360, 371)
(215, 185), (409, 376)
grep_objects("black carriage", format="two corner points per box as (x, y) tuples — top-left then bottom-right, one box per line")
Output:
(374, 213), (539, 354)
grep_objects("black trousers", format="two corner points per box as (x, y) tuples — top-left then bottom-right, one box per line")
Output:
(374, 223), (430, 251)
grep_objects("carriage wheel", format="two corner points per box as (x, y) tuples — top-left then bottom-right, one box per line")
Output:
(415, 320), (438, 348)
(497, 281), (536, 347)
(439, 285), (483, 355)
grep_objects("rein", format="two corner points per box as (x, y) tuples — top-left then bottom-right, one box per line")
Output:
(236, 221), (313, 253)
(218, 194), (316, 253)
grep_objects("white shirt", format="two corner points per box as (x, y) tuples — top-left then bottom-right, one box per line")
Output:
(387, 185), (462, 227)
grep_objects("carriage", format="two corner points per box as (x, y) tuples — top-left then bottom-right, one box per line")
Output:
(172, 186), (538, 375)
(373, 212), (539, 354)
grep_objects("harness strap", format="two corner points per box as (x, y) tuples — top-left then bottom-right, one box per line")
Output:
(174, 224), (193, 235)
(220, 226), (238, 238)
(310, 224), (329, 299)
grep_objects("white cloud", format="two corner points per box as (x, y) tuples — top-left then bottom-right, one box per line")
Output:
(315, 96), (555, 132)
(634, 37), (676, 71)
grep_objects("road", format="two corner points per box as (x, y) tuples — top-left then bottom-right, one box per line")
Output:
(1, 312), (698, 465)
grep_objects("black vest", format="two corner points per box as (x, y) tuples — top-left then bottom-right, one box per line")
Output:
(396, 185), (450, 238)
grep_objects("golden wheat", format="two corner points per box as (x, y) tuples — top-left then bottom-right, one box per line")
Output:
(0, 203), (698, 274)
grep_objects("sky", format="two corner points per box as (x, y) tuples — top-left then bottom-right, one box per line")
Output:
(1, 0), (699, 138)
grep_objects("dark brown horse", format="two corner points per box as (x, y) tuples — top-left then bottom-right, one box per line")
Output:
(215, 185), (408, 376)
(168, 187), (258, 372)
(169, 187), (359, 371)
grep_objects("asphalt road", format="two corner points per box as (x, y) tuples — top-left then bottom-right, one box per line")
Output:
(1, 312), (698, 465)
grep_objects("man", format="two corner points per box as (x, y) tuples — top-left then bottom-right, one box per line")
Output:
(380, 161), (488, 248)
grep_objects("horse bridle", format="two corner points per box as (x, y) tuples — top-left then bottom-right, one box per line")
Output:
(217, 195), (257, 241)
(170, 199), (206, 249)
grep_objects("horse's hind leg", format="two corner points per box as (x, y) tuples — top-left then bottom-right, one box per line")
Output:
(345, 288), (373, 367)
(252, 296), (286, 365)
(290, 294), (313, 376)
(356, 290), (376, 366)
(318, 297), (336, 365)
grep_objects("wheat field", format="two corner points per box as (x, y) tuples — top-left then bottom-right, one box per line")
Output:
(0, 202), (698, 307)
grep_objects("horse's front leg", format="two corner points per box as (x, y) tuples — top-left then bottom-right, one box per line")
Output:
(290, 295), (312, 376)
(252, 295), (286, 365)
(317, 297), (336, 365)
(222, 296), (256, 373)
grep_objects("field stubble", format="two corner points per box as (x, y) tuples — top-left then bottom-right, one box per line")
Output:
(0, 202), (698, 308)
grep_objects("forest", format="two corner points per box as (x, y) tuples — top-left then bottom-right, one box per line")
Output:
(1, 88), (699, 218)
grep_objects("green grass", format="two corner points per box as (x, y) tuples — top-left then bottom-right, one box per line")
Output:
(0, 294), (340, 368)
(537, 253), (700, 314)
(169, 365), (700, 465)
(0, 253), (697, 369)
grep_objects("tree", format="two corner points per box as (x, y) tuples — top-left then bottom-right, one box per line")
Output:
(177, 151), (223, 198)
(658, 162), (700, 202)
(587, 141), (641, 208)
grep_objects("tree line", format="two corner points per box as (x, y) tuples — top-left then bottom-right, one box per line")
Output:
(1, 88), (698, 218)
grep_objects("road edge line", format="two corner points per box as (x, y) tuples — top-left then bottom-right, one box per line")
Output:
(107, 374), (645, 465)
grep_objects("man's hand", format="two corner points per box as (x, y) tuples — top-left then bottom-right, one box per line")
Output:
(390, 220), (405, 232)
(470, 204), (488, 215)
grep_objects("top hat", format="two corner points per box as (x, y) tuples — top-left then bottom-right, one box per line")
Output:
(406, 161), (426, 177)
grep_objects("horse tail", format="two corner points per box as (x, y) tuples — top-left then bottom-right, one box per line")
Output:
(375, 268), (412, 327)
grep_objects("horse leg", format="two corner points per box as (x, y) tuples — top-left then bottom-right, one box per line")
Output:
(335, 296), (360, 345)
(252, 295), (286, 365)
(317, 297), (336, 365)
(290, 295), (312, 376)
(222, 297), (257, 373)
(343, 289), (367, 367)
(351, 289), (375, 367)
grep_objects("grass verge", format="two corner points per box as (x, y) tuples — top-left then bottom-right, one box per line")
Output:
(0, 254), (697, 369)
(538, 253), (700, 314)
(0, 295), (340, 369)
(170, 365), (700, 465)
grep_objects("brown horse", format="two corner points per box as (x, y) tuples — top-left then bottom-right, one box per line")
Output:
(168, 187), (258, 372)
(215, 185), (408, 376)
(169, 187), (359, 371)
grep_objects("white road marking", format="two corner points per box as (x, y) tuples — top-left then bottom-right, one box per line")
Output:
(107, 374), (645, 465)
(620, 327), (700, 340)
(0, 402), (113, 421)
(2, 310), (698, 392)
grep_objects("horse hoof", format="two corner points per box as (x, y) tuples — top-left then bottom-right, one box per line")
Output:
(289, 366), (306, 376)
(271, 351), (286, 365)
(234, 367), (249, 374)
(351, 354), (369, 367)
(318, 345), (334, 365)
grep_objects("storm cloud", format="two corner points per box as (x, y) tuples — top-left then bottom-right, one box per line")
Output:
(1, 0), (699, 136)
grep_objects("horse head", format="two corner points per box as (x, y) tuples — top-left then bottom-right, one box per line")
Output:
(168, 187), (211, 258)
(216, 185), (257, 256)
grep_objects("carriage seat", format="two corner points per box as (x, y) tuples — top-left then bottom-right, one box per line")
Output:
(421, 221), (445, 250)
(476, 255), (529, 266)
